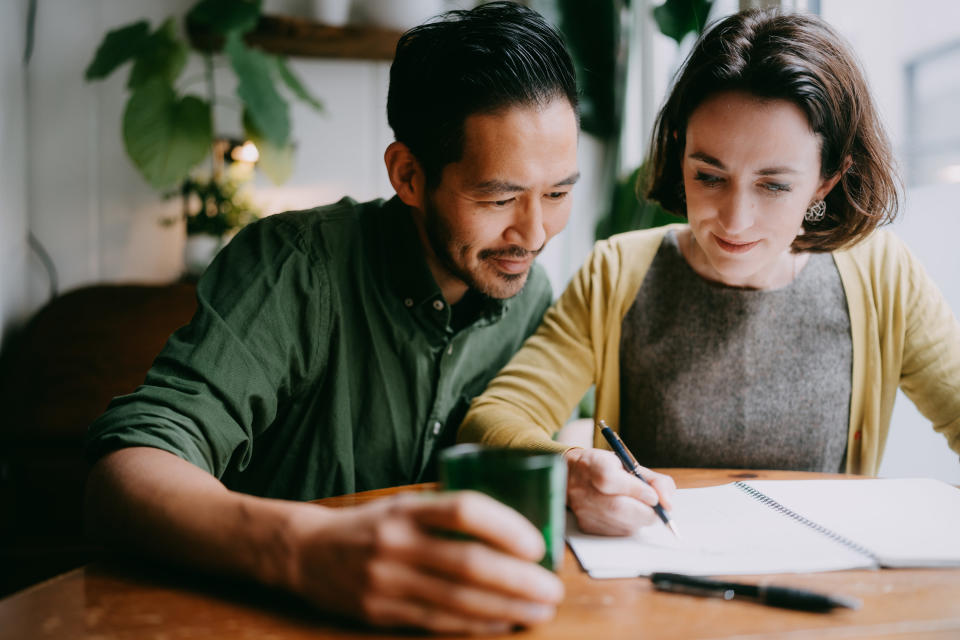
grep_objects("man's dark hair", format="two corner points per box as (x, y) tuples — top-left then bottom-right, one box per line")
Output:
(387, 1), (578, 187)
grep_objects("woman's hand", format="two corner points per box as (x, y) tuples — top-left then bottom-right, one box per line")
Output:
(287, 491), (564, 635)
(564, 448), (676, 536)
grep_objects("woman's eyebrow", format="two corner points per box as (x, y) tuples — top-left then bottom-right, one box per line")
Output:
(689, 151), (798, 176)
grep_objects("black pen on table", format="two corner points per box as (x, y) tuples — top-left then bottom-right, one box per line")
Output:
(595, 420), (679, 538)
(650, 572), (862, 612)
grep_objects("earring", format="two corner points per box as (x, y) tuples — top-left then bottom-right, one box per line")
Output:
(804, 199), (826, 222)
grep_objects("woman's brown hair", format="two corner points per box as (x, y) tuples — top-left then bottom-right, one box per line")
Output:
(646, 9), (899, 252)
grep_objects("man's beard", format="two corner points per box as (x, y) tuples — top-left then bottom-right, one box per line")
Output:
(422, 197), (539, 300)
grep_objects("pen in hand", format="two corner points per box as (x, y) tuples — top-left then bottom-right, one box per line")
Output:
(595, 420), (679, 538)
(650, 572), (862, 612)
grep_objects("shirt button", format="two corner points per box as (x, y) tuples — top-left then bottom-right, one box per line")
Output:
(433, 299), (445, 311)
(432, 421), (443, 435)
(403, 298), (414, 308)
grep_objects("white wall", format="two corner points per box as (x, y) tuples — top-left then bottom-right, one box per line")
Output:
(21, 0), (605, 300)
(0, 0), (31, 351)
(820, 0), (960, 482)
(883, 184), (960, 482)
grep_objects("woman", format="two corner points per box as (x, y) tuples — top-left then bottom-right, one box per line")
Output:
(458, 8), (960, 535)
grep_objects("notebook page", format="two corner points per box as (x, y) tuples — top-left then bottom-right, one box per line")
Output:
(744, 478), (960, 568)
(567, 483), (874, 579)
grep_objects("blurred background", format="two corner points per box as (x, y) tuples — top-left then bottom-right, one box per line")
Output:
(0, 0), (958, 595)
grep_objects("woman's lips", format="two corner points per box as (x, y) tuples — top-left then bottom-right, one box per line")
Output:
(713, 234), (760, 254)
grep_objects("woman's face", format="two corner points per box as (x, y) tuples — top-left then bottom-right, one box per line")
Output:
(680, 90), (840, 289)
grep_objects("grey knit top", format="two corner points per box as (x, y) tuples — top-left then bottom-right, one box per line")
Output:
(618, 231), (851, 472)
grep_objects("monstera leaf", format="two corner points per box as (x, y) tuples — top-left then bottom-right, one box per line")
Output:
(123, 79), (213, 189)
(127, 18), (189, 89)
(84, 21), (150, 80)
(226, 32), (290, 148)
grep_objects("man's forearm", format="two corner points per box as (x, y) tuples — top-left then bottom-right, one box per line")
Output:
(83, 447), (312, 590)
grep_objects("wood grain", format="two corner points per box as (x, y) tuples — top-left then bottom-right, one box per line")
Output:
(2, 469), (958, 640)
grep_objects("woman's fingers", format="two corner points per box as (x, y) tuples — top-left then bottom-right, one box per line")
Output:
(566, 448), (678, 535)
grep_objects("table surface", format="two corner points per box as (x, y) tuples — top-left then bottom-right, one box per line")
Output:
(3, 468), (959, 640)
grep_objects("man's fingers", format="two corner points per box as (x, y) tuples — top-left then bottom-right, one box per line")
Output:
(370, 503), (563, 604)
(364, 559), (557, 629)
(400, 491), (546, 561)
(360, 593), (513, 635)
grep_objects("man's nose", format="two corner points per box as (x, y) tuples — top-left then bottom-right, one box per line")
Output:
(505, 198), (546, 251)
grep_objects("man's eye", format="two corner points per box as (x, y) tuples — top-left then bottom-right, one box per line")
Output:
(546, 191), (569, 200)
(490, 199), (513, 207)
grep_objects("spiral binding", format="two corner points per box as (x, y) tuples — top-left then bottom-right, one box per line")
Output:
(734, 481), (880, 563)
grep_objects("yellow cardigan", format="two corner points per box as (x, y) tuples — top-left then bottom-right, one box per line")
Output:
(459, 225), (960, 475)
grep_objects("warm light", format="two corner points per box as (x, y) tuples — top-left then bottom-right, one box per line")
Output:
(231, 141), (260, 164)
(937, 164), (960, 184)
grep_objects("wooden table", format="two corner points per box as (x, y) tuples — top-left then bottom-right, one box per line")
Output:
(2, 469), (959, 639)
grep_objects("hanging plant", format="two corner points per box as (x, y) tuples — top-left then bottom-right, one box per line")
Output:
(84, 0), (322, 190)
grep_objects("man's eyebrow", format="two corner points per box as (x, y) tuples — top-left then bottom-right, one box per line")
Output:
(688, 151), (798, 176)
(470, 180), (526, 195)
(470, 171), (581, 195)
(554, 171), (581, 187)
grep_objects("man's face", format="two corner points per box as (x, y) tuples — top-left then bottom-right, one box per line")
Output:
(419, 98), (579, 301)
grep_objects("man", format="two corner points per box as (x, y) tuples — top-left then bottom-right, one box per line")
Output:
(83, 2), (579, 634)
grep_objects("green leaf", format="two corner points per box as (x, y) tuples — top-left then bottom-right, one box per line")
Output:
(552, 0), (628, 139)
(226, 32), (290, 147)
(276, 58), (323, 112)
(85, 20), (150, 80)
(122, 79), (213, 189)
(652, 0), (713, 45)
(187, 0), (263, 35)
(243, 110), (294, 184)
(128, 18), (189, 89)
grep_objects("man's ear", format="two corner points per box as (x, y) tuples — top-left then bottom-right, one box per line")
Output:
(384, 141), (426, 209)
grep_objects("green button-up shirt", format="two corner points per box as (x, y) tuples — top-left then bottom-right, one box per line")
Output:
(85, 197), (552, 500)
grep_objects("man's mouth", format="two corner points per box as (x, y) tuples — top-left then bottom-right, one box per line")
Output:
(489, 256), (533, 274)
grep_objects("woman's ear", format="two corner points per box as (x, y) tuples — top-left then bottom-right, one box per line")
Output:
(815, 155), (853, 200)
(384, 142), (426, 210)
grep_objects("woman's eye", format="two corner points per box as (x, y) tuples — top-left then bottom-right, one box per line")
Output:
(761, 182), (792, 193)
(694, 171), (723, 186)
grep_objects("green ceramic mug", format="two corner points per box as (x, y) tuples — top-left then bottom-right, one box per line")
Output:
(438, 444), (567, 571)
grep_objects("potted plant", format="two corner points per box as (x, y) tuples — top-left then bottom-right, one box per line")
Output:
(84, 0), (322, 274)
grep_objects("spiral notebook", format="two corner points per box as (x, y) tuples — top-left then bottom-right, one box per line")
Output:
(567, 478), (960, 579)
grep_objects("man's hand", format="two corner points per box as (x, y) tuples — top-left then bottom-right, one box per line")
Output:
(287, 491), (564, 635)
(565, 448), (676, 536)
